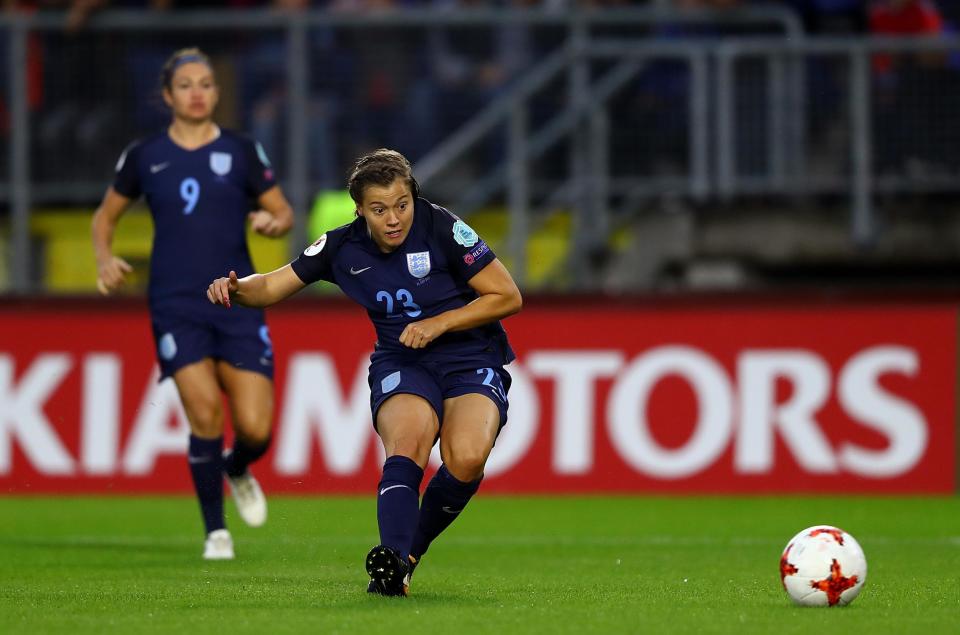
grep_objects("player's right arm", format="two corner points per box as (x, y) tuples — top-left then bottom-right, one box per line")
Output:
(91, 187), (135, 295)
(211, 229), (338, 307)
(93, 140), (143, 295)
(207, 264), (306, 309)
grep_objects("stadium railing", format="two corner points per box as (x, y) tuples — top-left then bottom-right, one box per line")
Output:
(4, 9), (959, 293)
(0, 6), (802, 294)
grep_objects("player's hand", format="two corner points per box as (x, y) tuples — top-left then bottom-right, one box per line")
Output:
(248, 210), (285, 237)
(95, 256), (133, 296)
(207, 270), (239, 308)
(399, 317), (446, 349)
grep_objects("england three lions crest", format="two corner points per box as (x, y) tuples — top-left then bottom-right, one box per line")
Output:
(210, 152), (232, 176)
(406, 251), (431, 279)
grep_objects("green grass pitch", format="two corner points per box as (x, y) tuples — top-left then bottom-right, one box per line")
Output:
(1, 495), (958, 634)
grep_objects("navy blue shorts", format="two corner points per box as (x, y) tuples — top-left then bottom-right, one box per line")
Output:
(368, 356), (511, 430)
(150, 305), (274, 381)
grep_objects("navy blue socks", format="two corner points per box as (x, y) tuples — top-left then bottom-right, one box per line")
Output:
(377, 455), (424, 559)
(224, 435), (271, 478)
(188, 434), (225, 534)
(409, 464), (481, 560)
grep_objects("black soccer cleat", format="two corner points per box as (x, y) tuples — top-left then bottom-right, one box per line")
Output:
(365, 545), (410, 597)
(366, 553), (420, 595)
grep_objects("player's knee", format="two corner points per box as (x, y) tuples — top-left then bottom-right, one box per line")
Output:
(388, 436), (432, 463)
(232, 410), (273, 445)
(381, 425), (434, 466)
(236, 426), (271, 448)
(444, 447), (487, 482)
(184, 399), (224, 435)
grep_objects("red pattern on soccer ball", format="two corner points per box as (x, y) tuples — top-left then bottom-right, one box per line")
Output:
(779, 544), (799, 589)
(809, 527), (845, 545)
(810, 558), (859, 606)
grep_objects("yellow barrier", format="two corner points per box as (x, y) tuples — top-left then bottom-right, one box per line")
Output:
(27, 204), (598, 293)
(30, 208), (290, 294)
(467, 208), (573, 287)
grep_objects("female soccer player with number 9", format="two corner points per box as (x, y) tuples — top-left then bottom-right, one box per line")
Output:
(92, 48), (295, 560)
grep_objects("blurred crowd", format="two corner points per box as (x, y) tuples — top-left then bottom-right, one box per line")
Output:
(1, 0), (958, 192)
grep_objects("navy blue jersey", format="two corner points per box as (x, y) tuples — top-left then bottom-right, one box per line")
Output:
(291, 199), (515, 366)
(113, 128), (276, 309)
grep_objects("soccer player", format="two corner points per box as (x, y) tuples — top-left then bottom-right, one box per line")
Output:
(207, 149), (522, 596)
(91, 48), (294, 560)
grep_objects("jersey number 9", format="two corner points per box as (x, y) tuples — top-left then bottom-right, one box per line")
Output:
(180, 178), (200, 215)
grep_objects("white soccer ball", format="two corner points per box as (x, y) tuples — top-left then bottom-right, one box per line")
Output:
(779, 525), (867, 607)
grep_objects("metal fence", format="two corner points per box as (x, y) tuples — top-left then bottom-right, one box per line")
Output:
(2, 8), (958, 293)
(0, 6), (801, 294)
(715, 37), (960, 246)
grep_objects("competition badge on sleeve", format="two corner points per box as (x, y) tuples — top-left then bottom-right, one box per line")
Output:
(304, 233), (327, 256)
(255, 141), (274, 180)
(452, 220), (479, 247)
(255, 142), (272, 168)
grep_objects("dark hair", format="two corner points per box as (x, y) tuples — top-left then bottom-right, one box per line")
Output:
(348, 148), (420, 205)
(160, 47), (213, 91)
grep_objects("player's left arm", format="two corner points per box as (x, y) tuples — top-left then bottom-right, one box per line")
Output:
(399, 259), (522, 349)
(248, 185), (294, 238)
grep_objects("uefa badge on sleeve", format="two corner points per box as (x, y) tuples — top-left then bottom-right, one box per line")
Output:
(255, 141), (272, 168)
(452, 220), (479, 247)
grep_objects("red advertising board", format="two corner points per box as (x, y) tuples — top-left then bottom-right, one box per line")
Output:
(0, 299), (955, 494)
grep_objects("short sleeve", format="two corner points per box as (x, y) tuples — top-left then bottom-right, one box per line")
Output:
(431, 204), (497, 281)
(112, 142), (142, 199)
(291, 232), (336, 285)
(243, 138), (277, 198)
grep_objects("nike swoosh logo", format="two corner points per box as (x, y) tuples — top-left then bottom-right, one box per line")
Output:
(187, 455), (212, 464)
(150, 162), (170, 174)
(350, 266), (372, 275)
(379, 484), (412, 496)
(441, 506), (462, 514)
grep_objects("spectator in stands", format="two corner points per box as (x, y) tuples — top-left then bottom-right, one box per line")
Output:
(21, 2), (130, 182)
(401, 0), (541, 168)
(779, 0), (867, 35)
(868, 1), (953, 175)
(331, 0), (422, 163)
(146, 0), (268, 7)
(870, 0), (944, 74)
(241, 0), (343, 189)
(0, 2), (45, 158)
(618, 0), (751, 177)
(938, 0), (960, 26)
